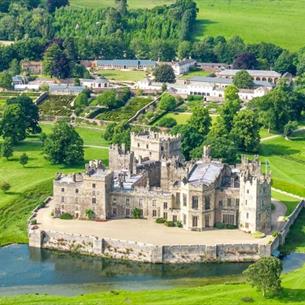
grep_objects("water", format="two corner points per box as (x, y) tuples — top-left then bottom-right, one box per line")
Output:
(0, 244), (303, 296)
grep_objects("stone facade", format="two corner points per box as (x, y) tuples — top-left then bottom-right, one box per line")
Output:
(53, 131), (272, 234)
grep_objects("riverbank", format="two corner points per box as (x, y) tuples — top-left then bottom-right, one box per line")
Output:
(1, 261), (305, 305)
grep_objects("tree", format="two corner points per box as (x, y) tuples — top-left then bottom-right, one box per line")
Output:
(274, 50), (297, 75)
(19, 153), (29, 167)
(153, 64), (176, 83)
(104, 122), (116, 142)
(1, 137), (13, 160)
(0, 71), (12, 89)
(158, 94), (177, 112)
(177, 41), (192, 60)
(0, 181), (11, 193)
(6, 95), (40, 134)
(157, 117), (177, 128)
(233, 52), (258, 69)
(296, 47), (305, 75)
(95, 90), (120, 109)
(243, 257), (282, 297)
(0, 104), (26, 143)
(8, 59), (20, 76)
(205, 117), (239, 164)
(224, 85), (239, 101)
(43, 121), (84, 165)
(283, 121), (298, 138)
(233, 70), (254, 89)
(231, 109), (261, 153)
(171, 124), (203, 160)
(43, 43), (70, 79)
(189, 106), (211, 136)
(47, 0), (69, 13)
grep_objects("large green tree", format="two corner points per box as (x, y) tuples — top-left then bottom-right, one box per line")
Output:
(243, 257), (282, 297)
(43, 43), (70, 79)
(0, 137), (13, 160)
(153, 64), (176, 83)
(158, 94), (177, 112)
(189, 105), (211, 136)
(0, 71), (12, 89)
(233, 70), (254, 89)
(43, 121), (84, 165)
(231, 109), (261, 153)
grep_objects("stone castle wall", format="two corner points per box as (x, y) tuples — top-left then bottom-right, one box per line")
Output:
(29, 228), (272, 264)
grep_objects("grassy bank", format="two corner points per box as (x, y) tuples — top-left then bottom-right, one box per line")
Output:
(259, 130), (305, 197)
(70, 0), (305, 50)
(272, 190), (301, 216)
(97, 69), (146, 82)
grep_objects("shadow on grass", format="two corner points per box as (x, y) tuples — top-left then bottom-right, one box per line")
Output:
(193, 19), (218, 38)
(274, 288), (305, 303)
(4, 191), (21, 196)
(259, 143), (299, 157)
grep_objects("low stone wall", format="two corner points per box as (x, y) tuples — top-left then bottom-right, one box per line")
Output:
(29, 228), (272, 264)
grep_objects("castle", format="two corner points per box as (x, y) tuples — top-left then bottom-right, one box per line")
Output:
(53, 131), (272, 234)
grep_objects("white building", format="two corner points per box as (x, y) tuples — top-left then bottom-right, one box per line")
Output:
(80, 77), (109, 90)
(217, 69), (281, 84)
(171, 60), (196, 76)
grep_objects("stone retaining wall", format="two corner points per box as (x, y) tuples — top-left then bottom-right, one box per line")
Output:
(29, 228), (272, 264)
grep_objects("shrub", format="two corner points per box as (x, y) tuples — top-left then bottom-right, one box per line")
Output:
(132, 208), (142, 219)
(214, 222), (225, 229)
(165, 221), (175, 227)
(225, 224), (237, 229)
(272, 231), (279, 238)
(157, 117), (177, 128)
(156, 218), (166, 224)
(60, 212), (73, 220)
(176, 221), (183, 228)
(86, 209), (95, 220)
(31, 219), (37, 225)
(0, 181), (11, 193)
(240, 296), (254, 303)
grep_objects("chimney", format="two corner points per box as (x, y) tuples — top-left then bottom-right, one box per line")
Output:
(203, 145), (211, 161)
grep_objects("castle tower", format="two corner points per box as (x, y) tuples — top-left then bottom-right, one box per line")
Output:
(109, 144), (134, 173)
(238, 157), (272, 234)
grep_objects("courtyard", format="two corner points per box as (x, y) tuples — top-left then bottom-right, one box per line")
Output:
(34, 200), (283, 247)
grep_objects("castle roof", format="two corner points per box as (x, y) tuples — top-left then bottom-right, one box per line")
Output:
(188, 161), (224, 186)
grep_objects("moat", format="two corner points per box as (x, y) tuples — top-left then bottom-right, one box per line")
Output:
(0, 244), (304, 296)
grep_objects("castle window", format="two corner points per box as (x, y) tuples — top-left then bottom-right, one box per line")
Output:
(61, 188), (65, 192)
(75, 189), (79, 194)
(183, 214), (186, 225)
(246, 212), (249, 219)
(183, 194), (187, 207)
(176, 192), (180, 205)
(92, 183), (96, 188)
(223, 214), (234, 225)
(161, 146), (164, 151)
(92, 198), (96, 204)
(219, 200), (223, 208)
(236, 199), (240, 206)
(113, 208), (117, 216)
(126, 198), (130, 206)
(192, 196), (198, 209)
(137, 143), (140, 147)
(61, 196), (64, 203)
(146, 144), (149, 149)
(173, 215), (177, 222)
(113, 198), (117, 205)
(205, 195), (211, 210)
(152, 210), (157, 217)
(247, 189), (249, 194)
(152, 200), (156, 207)
(126, 209), (130, 217)
(163, 202), (168, 209)
(192, 216), (198, 227)
(163, 212), (168, 220)
(227, 198), (232, 207)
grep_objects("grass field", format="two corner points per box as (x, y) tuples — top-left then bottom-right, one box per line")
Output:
(259, 130), (305, 197)
(70, 0), (305, 50)
(180, 70), (210, 80)
(0, 125), (109, 246)
(97, 69), (146, 82)
(271, 190), (301, 216)
(154, 112), (192, 125)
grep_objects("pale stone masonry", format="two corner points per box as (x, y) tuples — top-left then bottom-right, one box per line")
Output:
(53, 131), (272, 234)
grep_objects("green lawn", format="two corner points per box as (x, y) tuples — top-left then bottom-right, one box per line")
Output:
(97, 69), (146, 82)
(259, 130), (305, 197)
(272, 190), (301, 216)
(154, 112), (192, 125)
(0, 125), (109, 246)
(70, 0), (305, 50)
(180, 70), (210, 80)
